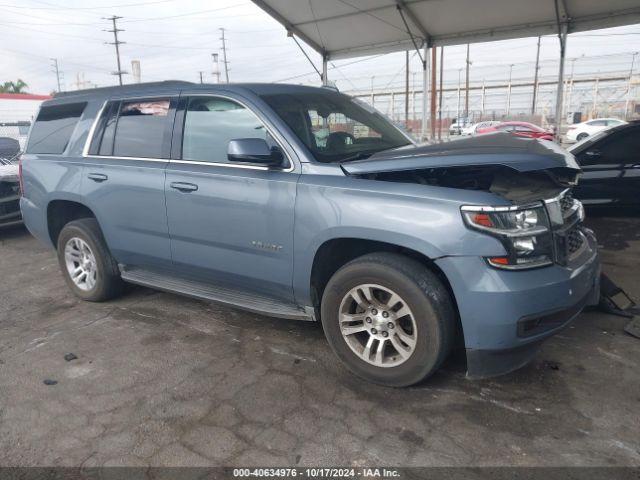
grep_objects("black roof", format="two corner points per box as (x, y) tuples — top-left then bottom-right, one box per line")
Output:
(51, 81), (342, 101)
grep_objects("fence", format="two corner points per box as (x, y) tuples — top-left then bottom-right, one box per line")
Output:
(0, 122), (31, 152)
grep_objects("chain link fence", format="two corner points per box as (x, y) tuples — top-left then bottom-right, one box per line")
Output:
(0, 122), (31, 156)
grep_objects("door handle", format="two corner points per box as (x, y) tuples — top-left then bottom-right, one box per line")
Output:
(88, 173), (108, 182)
(170, 181), (198, 192)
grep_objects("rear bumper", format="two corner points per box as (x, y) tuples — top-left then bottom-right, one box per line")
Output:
(436, 231), (600, 378)
(20, 196), (52, 246)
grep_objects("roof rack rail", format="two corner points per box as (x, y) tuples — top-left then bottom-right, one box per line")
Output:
(53, 80), (195, 98)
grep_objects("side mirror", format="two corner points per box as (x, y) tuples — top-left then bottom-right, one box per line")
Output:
(227, 138), (283, 166)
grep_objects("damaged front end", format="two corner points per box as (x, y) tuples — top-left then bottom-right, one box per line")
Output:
(339, 133), (601, 377)
(341, 133), (587, 271)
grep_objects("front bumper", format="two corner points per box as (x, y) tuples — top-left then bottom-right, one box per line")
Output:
(0, 191), (22, 228)
(436, 230), (600, 378)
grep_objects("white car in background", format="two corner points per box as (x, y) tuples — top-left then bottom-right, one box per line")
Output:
(565, 118), (627, 143)
(461, 120), (501, 136)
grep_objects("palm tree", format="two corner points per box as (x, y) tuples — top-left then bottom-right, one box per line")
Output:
(0, 79), (28, 93)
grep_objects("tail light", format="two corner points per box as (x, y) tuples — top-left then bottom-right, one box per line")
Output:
(18, 155), (24, 195)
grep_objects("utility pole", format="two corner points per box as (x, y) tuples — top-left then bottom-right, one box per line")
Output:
(405, 51), (410, 129)
(104, 15), (127, 86)
(50, 58), (62, 92)
(464, 43), (470, 118)
(219, 28), (230, 83)
(506, 64), (514, 116)
(624, 51), (638, 119)
(211, 53), (221, 83)
(370, 76), (375, 107)
(438, 46), (444, 140)
(456, 68), (462, 120)
(430, 46), (437, 139)
(532, 36), (541, 114)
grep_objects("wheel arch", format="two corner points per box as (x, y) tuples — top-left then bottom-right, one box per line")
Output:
(46, 199), (96, 248)
(302, 233), (461, 340)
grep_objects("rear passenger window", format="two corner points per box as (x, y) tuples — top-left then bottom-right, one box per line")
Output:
(112, 99), (170, 158)
(27, 102), (87, 154)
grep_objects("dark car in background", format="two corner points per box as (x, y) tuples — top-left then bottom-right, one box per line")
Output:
(477, 121), (554, 141)
(569, 121), (640, 207)
(0, 137), (22, 228)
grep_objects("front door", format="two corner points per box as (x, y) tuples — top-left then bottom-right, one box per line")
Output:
(574, 126), (640, 206)
(164, 94), (299, 302)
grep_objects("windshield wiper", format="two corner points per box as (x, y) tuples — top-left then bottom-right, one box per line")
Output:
(339, 152), (376, 163)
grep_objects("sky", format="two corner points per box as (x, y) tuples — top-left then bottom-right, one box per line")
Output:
(1, 0), (639, 95)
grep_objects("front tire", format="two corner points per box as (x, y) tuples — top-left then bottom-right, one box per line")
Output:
(56, 218), (123, 302)
(576, 132), (589, 141)
(320, 252), (456, 387)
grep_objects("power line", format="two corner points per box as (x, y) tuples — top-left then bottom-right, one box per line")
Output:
(120, 4), (245, 23)
(0, 0), (177, 10)
(104, 15), (127, 85)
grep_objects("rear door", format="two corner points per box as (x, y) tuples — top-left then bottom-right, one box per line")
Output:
(164, 92), (300, 302)
(82, 95), (177, 268)
(574, 126), (640, 205)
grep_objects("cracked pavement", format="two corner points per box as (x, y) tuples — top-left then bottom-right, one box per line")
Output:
(1, 212), (639, 467)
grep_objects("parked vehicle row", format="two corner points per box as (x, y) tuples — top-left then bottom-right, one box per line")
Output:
(565, 118), (627, 143)
(477, 121), (554, 140)
(20, 82), (600, 386)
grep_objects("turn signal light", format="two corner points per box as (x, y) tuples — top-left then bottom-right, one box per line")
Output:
(471, 213), (494, 228)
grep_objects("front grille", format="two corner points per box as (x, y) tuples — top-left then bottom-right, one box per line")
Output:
(567, 227), (584, 255)
(559, 190), (574, 215)
(549, 190), (587, 265)
(0, 180), (21, 225)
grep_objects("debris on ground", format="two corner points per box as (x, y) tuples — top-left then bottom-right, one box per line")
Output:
(599, 273), (638, 318)
(64, 353), (78, 362)
(43, 379), (58, 386)
(544, 360), (560, 370)
(624, 318), (640, 339)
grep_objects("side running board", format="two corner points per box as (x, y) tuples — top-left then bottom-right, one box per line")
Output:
(119, 266), (314, 321)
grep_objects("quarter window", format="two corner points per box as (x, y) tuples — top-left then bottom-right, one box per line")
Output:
(181, 97), (276, 164)
(27, 102), (87, 154)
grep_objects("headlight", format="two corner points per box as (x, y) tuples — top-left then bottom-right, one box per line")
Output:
(462, 204), (553, 270)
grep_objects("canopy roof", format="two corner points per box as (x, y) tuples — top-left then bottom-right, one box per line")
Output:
(252, 0), (640, 59)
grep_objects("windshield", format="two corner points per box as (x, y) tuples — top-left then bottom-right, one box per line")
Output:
(259, 90), (412, 163)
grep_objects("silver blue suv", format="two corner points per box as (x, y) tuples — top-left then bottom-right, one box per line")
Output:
(19, 82), (600, 386)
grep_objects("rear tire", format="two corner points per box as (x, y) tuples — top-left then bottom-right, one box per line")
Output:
(320, 252), (455, 387)
(56, 218), (123, 302)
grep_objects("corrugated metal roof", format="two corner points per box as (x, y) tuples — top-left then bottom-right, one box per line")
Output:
(252, 0), (640, 59)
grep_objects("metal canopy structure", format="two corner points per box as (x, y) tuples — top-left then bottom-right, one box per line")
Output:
(252, 0), (640, 139)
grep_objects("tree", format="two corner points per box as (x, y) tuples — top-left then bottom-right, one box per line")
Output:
(0, 79), (28, 93)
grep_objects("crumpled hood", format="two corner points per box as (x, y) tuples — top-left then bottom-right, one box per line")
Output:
(0, 163), (19, 182)
(341, 132), (580, 175)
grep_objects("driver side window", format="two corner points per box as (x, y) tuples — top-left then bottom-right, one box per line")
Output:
(182, 96), (276, 164)
(597, 129), (640, 163)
